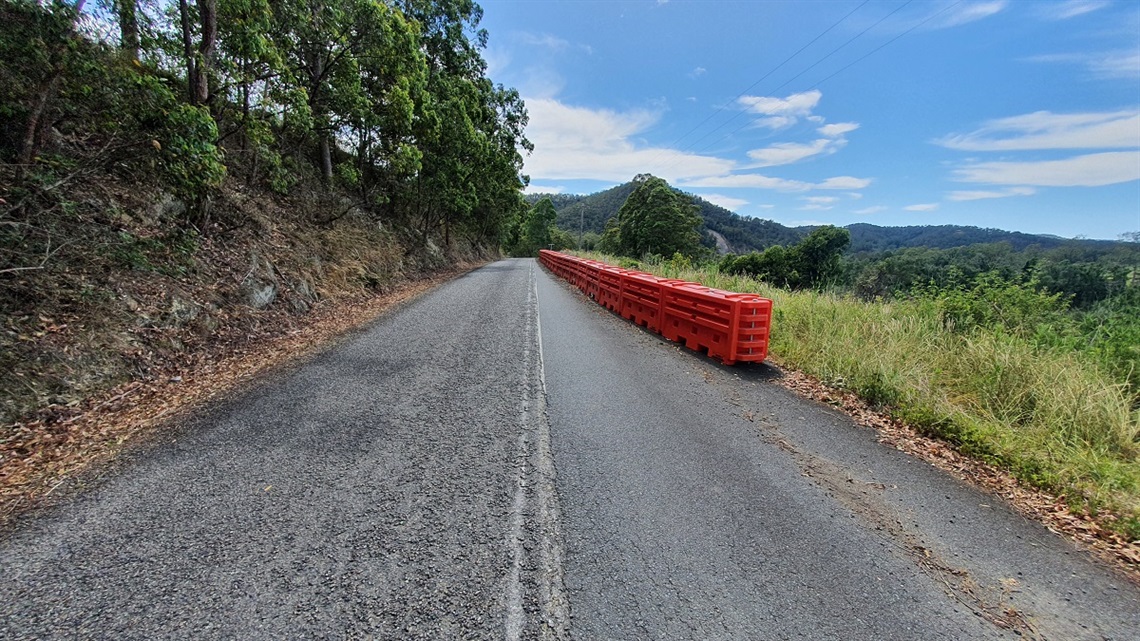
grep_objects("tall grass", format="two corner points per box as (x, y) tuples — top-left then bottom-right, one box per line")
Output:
(606, 255), (1140, 537)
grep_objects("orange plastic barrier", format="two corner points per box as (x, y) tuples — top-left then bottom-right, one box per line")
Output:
(538, 250), (772, 365)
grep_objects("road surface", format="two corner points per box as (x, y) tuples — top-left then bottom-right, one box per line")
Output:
(2, 258), (1137, 639)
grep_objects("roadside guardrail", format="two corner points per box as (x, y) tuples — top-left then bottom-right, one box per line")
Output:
(538, 250), (772, 365)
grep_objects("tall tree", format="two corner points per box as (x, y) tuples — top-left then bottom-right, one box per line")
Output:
(615, 174), (702, 259)
(13, 0), (86, 168)
(114, 0), (140, 61)
(175, 0), (216, 106)
(516, 197), (557, 256)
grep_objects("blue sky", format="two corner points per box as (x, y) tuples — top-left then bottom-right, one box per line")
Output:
(478, 0), (1140, 240)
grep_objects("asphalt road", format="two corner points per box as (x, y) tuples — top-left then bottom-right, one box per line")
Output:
(2, 258), (1137, 640)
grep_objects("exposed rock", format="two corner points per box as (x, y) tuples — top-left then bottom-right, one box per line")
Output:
(245, 282), (277, 309)
(240, 253), (280, 310)
(166, 296), (200, 325)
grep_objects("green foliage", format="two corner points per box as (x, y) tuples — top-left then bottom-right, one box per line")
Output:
(1079, 287), (1140, 397)
(159, 104), (226, 202)
(915, 272), (1070, 337)
(721, 225), (851, 290)
(1, 0), (528, 244)
(110, 228), (200, 276)
(511, 197), (557, 256)
(613, 174), (702, 259)
(551, 182), (639, 234)
(599, 252), (1140, 540)
(845, 241), (1137, 312)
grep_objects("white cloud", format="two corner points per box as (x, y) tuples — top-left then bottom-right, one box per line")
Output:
(904, 203), (940, 212)
(947, 187), (1036, 201)
(847, 192), (864, 200)
(483, 47), (511, 79)
(799, 196), (838, 211)
(818, 122), (860, 137)
(786, 219), (830, 227)
(746, 138), (846, 167)
(523, 92), (871, 195)
(817, 176), (873, 190)
(1025, 51), (1140, 80)
(854, 206), (887, 215)
(689, 67), (707, 78)
(524, 184), (565, 195)
(516, 67), (566, 99)
(1090, 51), (1140, 80)
(739, 90), (822, 129)
(929, 1), (1007, 29)
(523, 97), (735, 183)
(698, 193), (749, 211)
(681, 173), (812, 191)
(680, 173), (871, 192)
(953, 151), (1140, 187)
(517, 32), (570, 51)
(752, 116), (796, 130)
(1038, 0), (1110, 20)
(937, 110), (1140, 151)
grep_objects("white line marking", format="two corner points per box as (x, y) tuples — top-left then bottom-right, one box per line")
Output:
(504, 265), (535, 641)
(533, 266), (571, 639)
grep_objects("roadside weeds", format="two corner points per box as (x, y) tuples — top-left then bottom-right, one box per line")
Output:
(768, 358), (1140, 583)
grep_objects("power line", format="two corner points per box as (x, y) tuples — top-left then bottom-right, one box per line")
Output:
(663, 0), (963, 177)
(660, 0), (871, 153)
(662, 0), (913, 174)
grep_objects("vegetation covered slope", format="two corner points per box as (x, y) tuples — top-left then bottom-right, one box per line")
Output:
(531, 176), (1128, 255)
(0, 0), (530, 428)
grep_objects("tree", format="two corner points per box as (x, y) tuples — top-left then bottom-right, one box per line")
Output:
(722, 225), (850, 290)
(791, 225), (851, 288)
(513, 197), (557, 256)
(614, 174), (702, 259)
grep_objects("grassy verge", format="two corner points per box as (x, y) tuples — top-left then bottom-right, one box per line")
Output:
(586, 253), (1140, 540)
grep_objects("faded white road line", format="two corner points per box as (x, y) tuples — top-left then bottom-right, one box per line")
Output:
(505, 263), (569, 641)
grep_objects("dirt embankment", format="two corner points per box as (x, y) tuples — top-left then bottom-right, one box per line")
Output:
(1, 174), (490, 521)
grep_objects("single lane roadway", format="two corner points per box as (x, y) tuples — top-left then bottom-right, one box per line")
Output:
(2, 258), (1136, 639)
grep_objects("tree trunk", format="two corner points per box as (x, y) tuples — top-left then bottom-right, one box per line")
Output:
(117, 0), (140, 62)
(178, 0), (197, 104)
(195, 0), (217, 107)
(319, 136), (334, 181)
(17, 0), (86, 169)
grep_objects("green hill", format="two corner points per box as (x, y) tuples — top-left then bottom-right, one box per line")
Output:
(527, 176), (1125, 256)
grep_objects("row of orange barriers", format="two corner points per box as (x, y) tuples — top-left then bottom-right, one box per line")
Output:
(538, 250), (772, 365)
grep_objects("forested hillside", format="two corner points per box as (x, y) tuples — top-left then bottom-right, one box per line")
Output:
(531, 176), (1127, 256)
(0, 0), (529, 426)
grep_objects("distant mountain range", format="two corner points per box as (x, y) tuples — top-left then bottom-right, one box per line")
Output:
(526, 177), (1122, 255)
